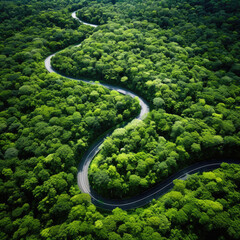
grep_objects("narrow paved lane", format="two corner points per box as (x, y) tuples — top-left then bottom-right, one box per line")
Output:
(87, 159), (239, 210)
(44, 11), (239, 210)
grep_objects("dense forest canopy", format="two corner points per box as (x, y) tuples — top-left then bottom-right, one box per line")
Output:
(0, 0), (240, 239)
(52, 0), (240, 198)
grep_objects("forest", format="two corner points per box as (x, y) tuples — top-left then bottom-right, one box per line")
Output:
(0, 0), (240, 239)
(52, 0), (240, 198)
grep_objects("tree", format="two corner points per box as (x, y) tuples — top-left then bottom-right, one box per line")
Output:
(92, 170), (110, 193)
(50, 194), (72, 222)
(56, 145), (74, 168)
(228, 219), (240, 239)
(153, 97), (165, 108)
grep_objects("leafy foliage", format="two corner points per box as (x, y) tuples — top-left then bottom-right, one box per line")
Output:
(52, 0), (240, 197)
(0, 0), (240, 239)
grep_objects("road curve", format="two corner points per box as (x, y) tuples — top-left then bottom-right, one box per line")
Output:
(72, 11), (98, 28)
(86, 159), (239, 210)
(45, 11), (239, 210)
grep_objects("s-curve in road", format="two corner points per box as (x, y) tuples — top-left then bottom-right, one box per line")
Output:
(44, 11), (149, 209)
(45, 11), (239, 211)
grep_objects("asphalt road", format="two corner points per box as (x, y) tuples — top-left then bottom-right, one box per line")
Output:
(44, 11), (239, 211)
(83, 159), (239, 210)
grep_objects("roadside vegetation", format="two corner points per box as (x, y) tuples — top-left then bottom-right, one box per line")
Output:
(52, 0), (240, 198)
(0, 0), (239, 239)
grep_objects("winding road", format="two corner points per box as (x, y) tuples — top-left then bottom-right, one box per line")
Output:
(44, 11), (239, 210)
